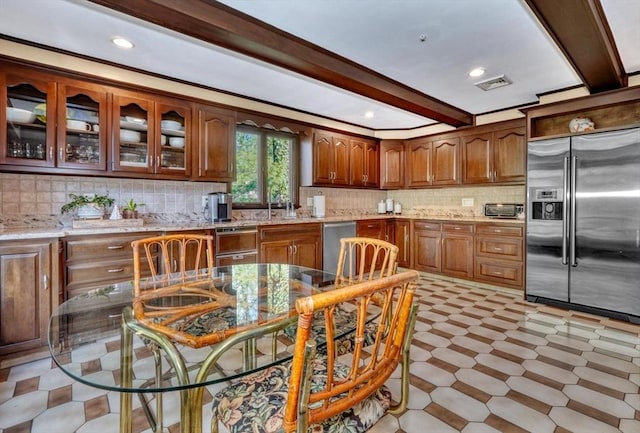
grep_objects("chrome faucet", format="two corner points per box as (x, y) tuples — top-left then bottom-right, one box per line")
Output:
(267, 201), (272, 220)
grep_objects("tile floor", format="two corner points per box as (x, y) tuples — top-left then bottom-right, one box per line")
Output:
(1, 273), (639, 433)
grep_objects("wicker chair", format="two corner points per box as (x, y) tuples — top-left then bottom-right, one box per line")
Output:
(211, 269), (420, 433)
(131, 233), (216, 433)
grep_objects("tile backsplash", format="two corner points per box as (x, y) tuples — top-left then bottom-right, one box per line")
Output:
(0, 172), (525, 227)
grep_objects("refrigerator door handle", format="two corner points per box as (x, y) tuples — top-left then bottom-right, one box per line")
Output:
(562, 156), (569, 265)
(570, 156), (578, 267)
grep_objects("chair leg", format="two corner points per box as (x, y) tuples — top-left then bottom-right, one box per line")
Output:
(153, 346), (163, 433)
(388, 304), (418, 415)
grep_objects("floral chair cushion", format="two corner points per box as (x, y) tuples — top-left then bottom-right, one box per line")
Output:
(282, 306), (378, 356)
(212, 357), (391, 433)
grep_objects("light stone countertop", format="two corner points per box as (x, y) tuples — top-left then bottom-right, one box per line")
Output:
(0, 212), (524, 242)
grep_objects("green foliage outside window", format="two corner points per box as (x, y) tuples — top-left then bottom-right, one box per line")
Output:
(232, 126), (297, 207)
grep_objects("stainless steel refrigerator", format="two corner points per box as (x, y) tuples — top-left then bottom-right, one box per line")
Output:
(526, 127), (640, 322)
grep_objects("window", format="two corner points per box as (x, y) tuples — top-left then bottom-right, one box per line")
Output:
(232, 125), (299, 208)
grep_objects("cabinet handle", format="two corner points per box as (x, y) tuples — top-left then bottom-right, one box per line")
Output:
(108, 314), (122, 319)
(49, 146), (53, 160)
(454, 227), (461, 230)
(107, 245), (125, 250)
(43, 274), (49, 291)
(173, 259), (177, 272)
(59, 148), (63, 161)
(232, 254), (245, 260)
(156, 156), (160, 168)
(494, 230), (502, 233)
(494, 247), (503, 251)
(293, 245), (298, 255)
(493, 271), (503, 275)
(107, 268), (125, 273)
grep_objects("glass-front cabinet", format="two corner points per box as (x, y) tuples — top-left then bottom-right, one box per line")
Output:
(56, 82), (108, 171)
(112, 92), (191, 177)
(1, 70), (56, 167)
(112, 93), (152, 173)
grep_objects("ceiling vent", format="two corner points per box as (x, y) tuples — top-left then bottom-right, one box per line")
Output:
(474, 74), (512, 91)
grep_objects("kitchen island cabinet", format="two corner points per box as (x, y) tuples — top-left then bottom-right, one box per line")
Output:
(259, 223), (322, 269)
(0, 238), (58, 356)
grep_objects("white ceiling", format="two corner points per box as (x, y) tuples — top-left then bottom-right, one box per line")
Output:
(0, 0), (638, 130)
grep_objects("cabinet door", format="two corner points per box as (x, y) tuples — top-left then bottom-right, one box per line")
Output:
(493, 127), (525, 183)
(260, 240), (292, 264)
(441, 234), (474, 279)
(313, 131), (334, 185)
(349, 138), (366, 186)
(379, 140), (404, 189)
(0, 241), (52, 354)
(462, 132), (492, 184)
(332, 135), (350, 185)
(432, 137), (460, 185)
(406, 139), (432, 187)
(364, 141), (379, 187)
(413, 229), (441, 273)
(57, 81), (108, 171)
(194, 105), (236, 181)
(394, 220), (411, 268)
(293, 238), (321, 269)
(1, 69), (56, 168)
(112, 93), (154, 173)
(156, 99), (192, 177)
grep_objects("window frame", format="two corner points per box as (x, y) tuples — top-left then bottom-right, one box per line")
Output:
(232, 124), (300, 209)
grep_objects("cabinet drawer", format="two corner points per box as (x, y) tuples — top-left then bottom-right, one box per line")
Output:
(475, 236), (523, 261)
(65, 257), (155, 298)
(414, 221), (441, 231)
(66, 233), (155, 261)
(216, 251), (258, 266)
(216, 229), (257, 254)
(474, 258), (523, 288)
(476, 224), (523, 237)
(260, 223), (322, 241)
(442, 223), (474, 234)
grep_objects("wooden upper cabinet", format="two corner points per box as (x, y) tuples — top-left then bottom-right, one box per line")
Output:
(111, 92), (154, 174)
(1, 68), (56, 168)
(432, 137), (460, 185)
(349, 138), (378, 187)
(461, 124), (525, 185)
(493, 126), (525, 183)
(405, 138), (433, 187)
(155, 98), (192, 178)
(193, 104), (236, 181)
(313, 130), (349, 186)
(379, 140), (404, 189)
(57, 81), (109, 172)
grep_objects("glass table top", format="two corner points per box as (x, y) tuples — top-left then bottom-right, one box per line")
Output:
(48, 263), (337, 393)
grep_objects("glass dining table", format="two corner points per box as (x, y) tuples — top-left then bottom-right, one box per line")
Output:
(48, 263), (338, 433)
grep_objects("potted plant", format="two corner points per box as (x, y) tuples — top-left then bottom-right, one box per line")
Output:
(122, 198), (143, 219)
(61, 193), (114, 219)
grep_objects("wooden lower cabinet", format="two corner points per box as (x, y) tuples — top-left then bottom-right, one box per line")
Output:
(64, 232), (160, 299)
(0, 238), (58, 356)
(412, 221), (441, 273)
(259, 223), (322, 269)
(441, 223), (474, 279)
(394, 219), (411, 268)
(474, 223), (524, 289)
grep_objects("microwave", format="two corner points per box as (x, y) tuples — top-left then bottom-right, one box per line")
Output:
(483, 203), (524, 219)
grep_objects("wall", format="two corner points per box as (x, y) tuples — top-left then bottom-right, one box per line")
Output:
(0, 172), (226, 227)
(0, 171), (524, 228)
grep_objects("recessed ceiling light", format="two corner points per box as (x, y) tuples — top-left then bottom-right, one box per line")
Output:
(364, 111), (375, 119)
(111, 37), (134, 49)
(469, 67), (485, 78)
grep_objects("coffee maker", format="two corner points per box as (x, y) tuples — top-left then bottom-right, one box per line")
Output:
(205, 192), (232, 222)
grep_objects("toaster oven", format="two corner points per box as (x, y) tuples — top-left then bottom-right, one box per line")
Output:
(483, 203), (524, 219)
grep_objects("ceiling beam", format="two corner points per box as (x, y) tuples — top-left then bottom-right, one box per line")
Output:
(525, 0), (626, 93)
(88, 0), (473, 127)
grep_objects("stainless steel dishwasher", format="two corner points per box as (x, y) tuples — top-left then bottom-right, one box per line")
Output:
(322, 221), (356, 274)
